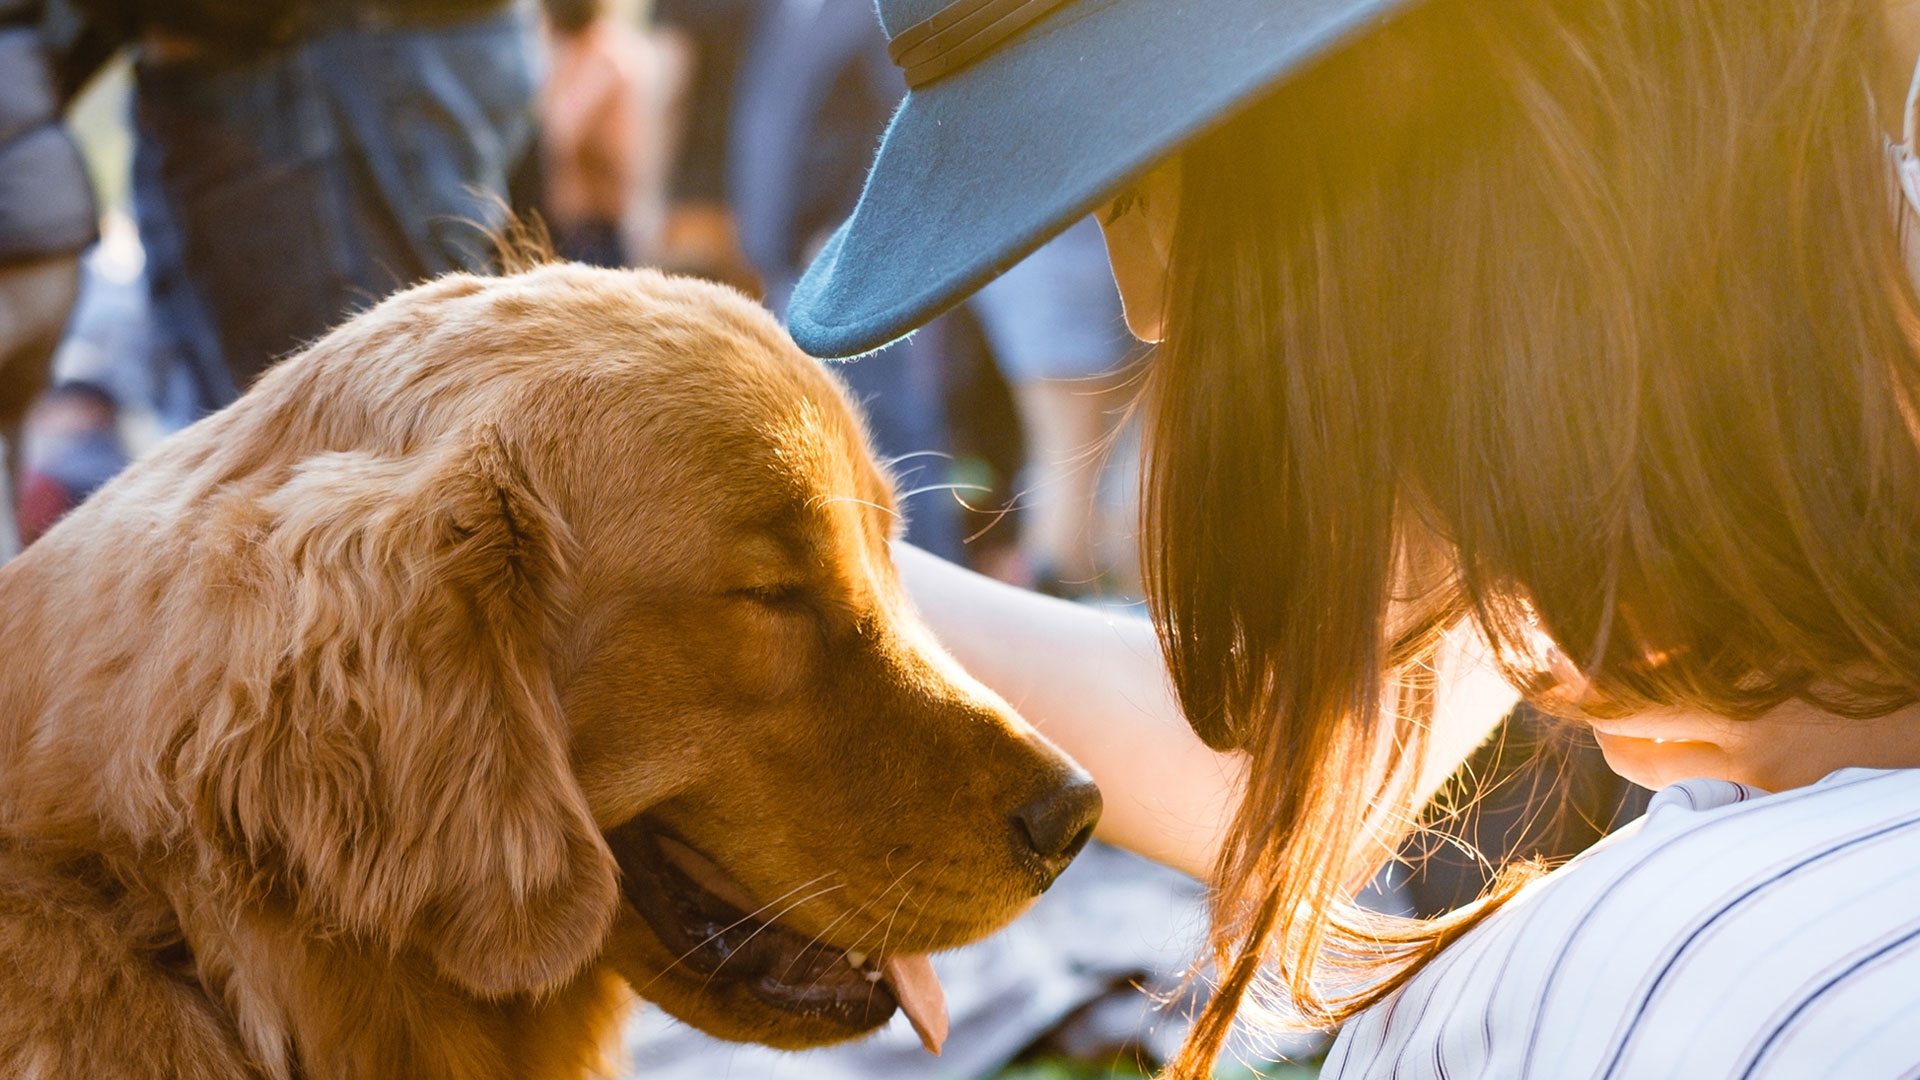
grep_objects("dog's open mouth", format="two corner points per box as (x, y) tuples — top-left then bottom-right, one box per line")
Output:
(607, 821), (949, 1054)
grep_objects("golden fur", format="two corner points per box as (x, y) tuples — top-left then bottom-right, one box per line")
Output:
(0, 266), (1091, 1078)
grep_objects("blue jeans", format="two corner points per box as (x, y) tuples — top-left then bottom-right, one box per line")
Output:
(132, 2), (540, 407)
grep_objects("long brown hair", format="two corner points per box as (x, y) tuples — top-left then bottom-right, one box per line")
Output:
(1142, 0), (1920, 1071)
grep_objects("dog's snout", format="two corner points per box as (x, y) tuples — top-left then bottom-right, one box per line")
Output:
(1011, 769), (1102, 879)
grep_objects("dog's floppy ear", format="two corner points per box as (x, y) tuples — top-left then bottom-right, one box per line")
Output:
(201, 425), (616, 998)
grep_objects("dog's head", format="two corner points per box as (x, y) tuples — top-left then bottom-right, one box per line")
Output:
(154, 265), (1097, 1050)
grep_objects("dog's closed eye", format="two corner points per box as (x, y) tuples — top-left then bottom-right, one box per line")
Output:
(732, 583), (809, 607)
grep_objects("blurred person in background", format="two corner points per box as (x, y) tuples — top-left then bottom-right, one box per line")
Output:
(15, 378), (126, 545)
(970, 216), (1139, 599)
(538, 0), (669, 267)
(14, 222), (180, 544)
(61, 0), (542, 406)
(647, 0), (760, 292)
(727, 0), (962, 560)
(0, 0), (97, 558)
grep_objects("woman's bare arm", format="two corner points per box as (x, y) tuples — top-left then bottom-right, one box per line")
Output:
(894, 543), (1239, 879)
(895, 544), (1517, 880)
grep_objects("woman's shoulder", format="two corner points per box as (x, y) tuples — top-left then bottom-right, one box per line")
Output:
(1326, 768), (1920, 1080)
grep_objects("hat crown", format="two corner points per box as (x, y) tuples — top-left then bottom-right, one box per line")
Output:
(874, 0), (952, 38)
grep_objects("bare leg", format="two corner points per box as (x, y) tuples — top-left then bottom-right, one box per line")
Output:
(0, 466), (15, 563)
(1012, 374), (1132, 595)
(0, 254), (82, 558)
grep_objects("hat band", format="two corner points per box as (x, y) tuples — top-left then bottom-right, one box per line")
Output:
(887, 0), (1073, 89)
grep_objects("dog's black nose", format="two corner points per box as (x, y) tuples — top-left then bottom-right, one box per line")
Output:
(1012, 769), (1102, 877)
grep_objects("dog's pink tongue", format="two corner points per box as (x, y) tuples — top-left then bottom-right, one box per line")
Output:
(881, 954), (947, 1055)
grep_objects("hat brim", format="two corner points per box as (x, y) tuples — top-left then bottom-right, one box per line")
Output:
(786, 0), (1412, 358)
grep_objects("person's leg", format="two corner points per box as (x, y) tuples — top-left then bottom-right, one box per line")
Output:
(132, 48), (362, 391)
(131, 2), (542, 391)
(966, 218), (1139, 595)
(131, 116), (238, 421)
(305, 3), (542, 285)
(0, 254), (82, 557)
(1012, 373), (1130, 595)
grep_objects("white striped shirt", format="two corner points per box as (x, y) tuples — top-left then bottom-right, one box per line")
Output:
(1324, 768), (1920, 1079)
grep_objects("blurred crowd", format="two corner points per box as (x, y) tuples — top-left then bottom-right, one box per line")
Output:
(2, 0), (1148, 605)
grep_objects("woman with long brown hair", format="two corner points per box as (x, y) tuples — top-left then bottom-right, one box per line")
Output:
(791, 0), (1920, 1074)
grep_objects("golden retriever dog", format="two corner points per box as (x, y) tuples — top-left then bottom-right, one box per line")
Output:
(0, 265), (1101, 1079)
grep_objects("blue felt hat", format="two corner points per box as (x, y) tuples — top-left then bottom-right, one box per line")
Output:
(786, 0), (1417, 358)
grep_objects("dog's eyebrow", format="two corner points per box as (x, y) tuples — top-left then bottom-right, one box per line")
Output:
(726, 509), (852, 581)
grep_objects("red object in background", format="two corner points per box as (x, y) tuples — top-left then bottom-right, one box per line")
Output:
(17, 470), (77, 546)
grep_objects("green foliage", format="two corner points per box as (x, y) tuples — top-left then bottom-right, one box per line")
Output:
(990, 1061), (1151, 1080)
(989, 1058), (1320, 1080)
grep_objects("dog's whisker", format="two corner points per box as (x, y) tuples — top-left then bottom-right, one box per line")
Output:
(901, 890), (934, 955)
(959, 494), (1026, 542)
(818, 901), (911, 993)
(783, 859), (927, 991)
(734, 874), (842, 927)
(893, 481), (993, 502)
(635, 873), (840, 992)
(832, 859), (926, 957)
(869, 887), (917, 976)
(878, 450), (954, 468)
(688, 881), (850, 998)
(784, 865), (912, 970)
(781, 907), (863, 983)
(837, 862), (924, 977)
(790, 876), (911, 988)
(639, 886), (833, 991)
(645, 880), (847, 997)
(805, 493), (901, 519)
